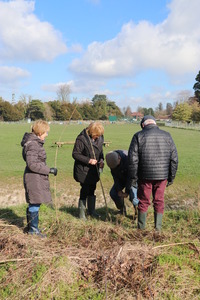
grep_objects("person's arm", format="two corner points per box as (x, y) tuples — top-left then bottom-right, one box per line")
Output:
(168, 137), (178, 185)
(26, 143), (50, 175)
(72, 139), (93, 165)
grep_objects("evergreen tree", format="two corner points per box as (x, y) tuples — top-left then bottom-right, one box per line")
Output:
(26, 100), (45, 120)
(193, 71), (200, 104)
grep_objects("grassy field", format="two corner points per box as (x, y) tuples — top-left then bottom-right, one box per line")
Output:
(0, 121), (199, 203)
(0, 122), (200, 299)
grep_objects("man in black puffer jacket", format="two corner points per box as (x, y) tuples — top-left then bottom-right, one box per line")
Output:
(126, 115), (178, 232)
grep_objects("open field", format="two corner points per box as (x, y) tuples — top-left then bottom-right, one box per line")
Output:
(0, 121), (199, 209)
(0, 122), (200, 299)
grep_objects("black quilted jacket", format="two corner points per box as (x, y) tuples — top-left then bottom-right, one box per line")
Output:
(72, 128), (104, 184)
(127, 124), (178, 189)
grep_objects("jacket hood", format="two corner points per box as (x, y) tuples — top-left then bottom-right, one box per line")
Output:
(21, 132), (41, 147)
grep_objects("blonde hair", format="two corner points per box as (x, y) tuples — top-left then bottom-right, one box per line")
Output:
(32, 120), (50, 136)
(87, 122), (104, 138)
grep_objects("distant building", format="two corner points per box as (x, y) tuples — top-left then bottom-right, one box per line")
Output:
(131, 112), (144, 120)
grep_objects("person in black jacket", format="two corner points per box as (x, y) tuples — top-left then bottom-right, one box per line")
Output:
(72, 122), (104, 220)
(105, 150), (129, 215)
(126, 115), (178, 231)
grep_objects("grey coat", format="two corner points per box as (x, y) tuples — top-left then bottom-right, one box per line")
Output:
(21, 132), (52, 204)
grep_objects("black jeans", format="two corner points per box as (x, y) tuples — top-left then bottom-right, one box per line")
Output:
(80, 183), (97, 200)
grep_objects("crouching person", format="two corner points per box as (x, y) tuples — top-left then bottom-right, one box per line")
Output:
(72, 122), (104, 220)
(105, 150), (129, 215)
(21, 120), (57, 237)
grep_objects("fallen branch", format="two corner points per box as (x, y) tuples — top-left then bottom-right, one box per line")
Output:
(152, 241), (200, 250)
(0, 256), (54, 264)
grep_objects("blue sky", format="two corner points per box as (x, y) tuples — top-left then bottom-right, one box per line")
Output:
(0, 0), (200, 111)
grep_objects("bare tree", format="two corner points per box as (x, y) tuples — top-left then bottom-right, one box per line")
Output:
(57, 83), (71, 102)
(19, 93), (32, 104)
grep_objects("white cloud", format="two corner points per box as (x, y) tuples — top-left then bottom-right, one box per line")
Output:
(68, 43), (83, 53)
(0, 0), (67, 62)
(69, 0), (200, 83)
(41, 78), (106, 96)
(0, 66), (30, 84)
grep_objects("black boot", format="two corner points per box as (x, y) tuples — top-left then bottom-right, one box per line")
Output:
(28, 211), (46, 238)
(119, 205), (127, 216)
(114, 197), (127, 216)
(78, 199), (86, 220)
(87, 196), (100, 219)
(118, 198), (127, 216)
(23, 207), (30, 233)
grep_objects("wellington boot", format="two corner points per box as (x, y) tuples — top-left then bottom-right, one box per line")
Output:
(87, 196), (100, 219)
(78, 199), (86, 220)
(23, 207), (30, 233)
(138, 211), (147, 229)
(119, 205), (127, 216)
(28, 211), (46, 238)
(154, 212), (163, 232)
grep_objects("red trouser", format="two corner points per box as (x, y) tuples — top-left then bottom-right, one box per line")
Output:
(137, 179), (167, 213)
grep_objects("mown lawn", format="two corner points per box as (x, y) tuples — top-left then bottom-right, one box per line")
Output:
(0, 121), (199, 201)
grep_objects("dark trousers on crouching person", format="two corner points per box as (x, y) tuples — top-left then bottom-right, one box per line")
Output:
(79, 183), (99, 219)
(109, 184), (126, 215)
(137, 179), (167, 231)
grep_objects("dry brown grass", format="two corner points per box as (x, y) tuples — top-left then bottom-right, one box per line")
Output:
(0, 206), (200, 300)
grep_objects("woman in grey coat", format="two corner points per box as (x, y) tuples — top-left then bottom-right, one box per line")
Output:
(21, 120), (57, 237)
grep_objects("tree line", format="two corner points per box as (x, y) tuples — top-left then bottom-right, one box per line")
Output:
(0, 94), (123, 122)
(1, 70), (200, 122)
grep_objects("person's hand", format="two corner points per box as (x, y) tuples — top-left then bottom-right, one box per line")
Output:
(166, 179), (174, 187)
(89, 159), (98, 165)
(129, 186), (139, 206)
(49, 168), (58, 176)
(99, 159), (104, 168)
(118, 191), (128, 198)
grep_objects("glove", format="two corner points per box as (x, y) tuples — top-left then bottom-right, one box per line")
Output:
(49, 168), (58, 176)
(129, 186), (139, 206)
(166, 179), (173, 187)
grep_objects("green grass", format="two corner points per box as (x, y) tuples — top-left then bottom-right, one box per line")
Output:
(0, 121), (199, 200)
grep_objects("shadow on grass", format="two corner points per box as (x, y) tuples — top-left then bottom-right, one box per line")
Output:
(0, 208), (24, 228)
(59, 205), (134, 223)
